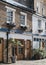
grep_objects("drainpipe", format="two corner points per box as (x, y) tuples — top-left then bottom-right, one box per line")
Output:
(6, 31), (9, 63)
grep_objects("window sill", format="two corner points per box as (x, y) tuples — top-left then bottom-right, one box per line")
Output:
(20, 24), (27, 28)
(6, 21), (15, 24)
(20, 25), (27, 30)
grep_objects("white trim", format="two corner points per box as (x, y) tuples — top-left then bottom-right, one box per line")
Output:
(20, 12), (27, 26)
(0, 32), (32, 40)
(0, 32), (6, 39)
(5, 6), (16, 11)
(33, 14), (46, 21)
(13, 11), (15, 23)
(33, 35), (46, 40)
(9, 33), (32, 41)
(20, 12), (27, 15)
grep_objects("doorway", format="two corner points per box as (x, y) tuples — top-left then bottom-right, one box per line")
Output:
(0, 38), (4, 62)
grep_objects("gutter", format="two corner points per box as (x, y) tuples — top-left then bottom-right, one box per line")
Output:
(0, 0), (35, 14)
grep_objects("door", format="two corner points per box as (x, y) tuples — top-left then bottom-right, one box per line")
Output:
(0, 39), (3, 62)
(15, 39), (25, 60)
(25, 40), (32, 60)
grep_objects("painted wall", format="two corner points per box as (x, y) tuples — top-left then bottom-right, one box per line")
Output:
(34, 0), (46, 16)
(32, 14), (46, 49)
(0, 32), (6, 39)
(33, 41), (39, 49)
(32, 14), (46, 34)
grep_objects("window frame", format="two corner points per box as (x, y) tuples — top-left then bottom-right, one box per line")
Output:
(45, 22), (46, 30)
(38, 19), (41, 29)
(20, 12), (27, 27)
(5, 6), (16, 23)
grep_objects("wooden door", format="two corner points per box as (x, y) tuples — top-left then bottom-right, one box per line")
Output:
(0, 39), (3, 62)
(15, 39), (25, 60)
(25, 40), (31, 60)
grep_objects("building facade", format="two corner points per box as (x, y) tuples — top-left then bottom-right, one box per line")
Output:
(32, 0), (46, 49)
(0, 0), (35, 63)
(1, 0), (46, 63)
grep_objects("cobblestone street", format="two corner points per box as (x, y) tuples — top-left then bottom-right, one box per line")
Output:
(0, 59), (46, 65)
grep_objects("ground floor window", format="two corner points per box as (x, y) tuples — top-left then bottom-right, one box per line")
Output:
(33, 38), (45, 49)
(18, 45), (23, 54)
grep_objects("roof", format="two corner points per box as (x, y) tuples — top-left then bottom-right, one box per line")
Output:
(0, 0), (35, 13)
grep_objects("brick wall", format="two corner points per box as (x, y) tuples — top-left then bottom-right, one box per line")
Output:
(0, 2), (32, 32)
(0, 3), (6, 26)
(0, 2), (32, 62)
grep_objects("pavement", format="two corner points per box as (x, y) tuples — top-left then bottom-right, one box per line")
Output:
(0, 59), (46, 65)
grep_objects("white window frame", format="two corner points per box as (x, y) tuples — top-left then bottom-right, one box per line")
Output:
(5, 6), (16, 23)
(45, 22), (46, 30)
(20, 12), (27, 27)
(38, 19), (42, 30)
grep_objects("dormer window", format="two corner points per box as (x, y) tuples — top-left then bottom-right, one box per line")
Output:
(6, 6), (15, 24)
(20, 12), (27, 27)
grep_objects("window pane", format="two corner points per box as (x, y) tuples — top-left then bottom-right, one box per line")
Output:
(20, 15), (25, 25)
(38, 19), (41, 28)
(7, 9), (13, 23)
(45, 23), (46, 30)
(18, 45), (23, 54)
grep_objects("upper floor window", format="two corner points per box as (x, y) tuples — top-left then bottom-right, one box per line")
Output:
(6, 6), (15, 23)
(45, 22), (46, 30)
(38, 19), (41, 29)
(7, 9), (13, 23)
(20, 12), (27, 27)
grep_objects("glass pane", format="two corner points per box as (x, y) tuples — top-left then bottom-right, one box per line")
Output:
(45, 23), (46, 30)
(7, 9), (13, 23)
(38, 19), (41, 28)
(20, 15), (25, 25)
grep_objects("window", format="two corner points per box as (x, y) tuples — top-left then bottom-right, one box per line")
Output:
(7, 9), (13, 23)
(45, 22), (46, 30)
(6, 6), (15, 23)
(34, 38), (39, 41)
(38, 19), (41, 29)
(18, 45), (23, 54)
(20, 12), (27, 27)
